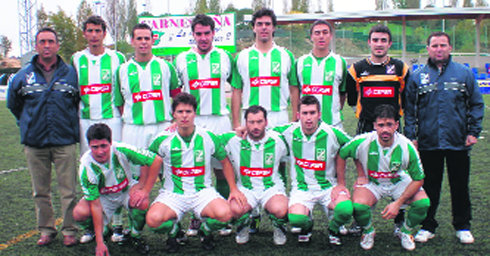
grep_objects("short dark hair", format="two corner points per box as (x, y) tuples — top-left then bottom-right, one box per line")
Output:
(244, 105), (267, 121)
(369, 24), (392, 42)
(132, 23), (153, 38)
(427, 31), (451, 46)
(86, 123), (112, 143)
(310, 19), (333, 36)
(299, 95), (321, 112)
(374, 104), (396, 121)
(83, 15), (107, 32)
(172, 92), (197, 113)
(192, 14), (215, 32)
(251, 8), (277, 27)
(36, 27), (58, 43)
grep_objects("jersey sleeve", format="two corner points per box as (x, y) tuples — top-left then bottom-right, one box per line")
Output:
(286, 49), (298, 87)
(113, 66), (123, 107)
(148, 134), (169, 156)
(406, 143), (425, 181)
(231, 54), (243, 89)
(79, 164), (101, 201)
(272, 123), (292, 135)
(116, 144), (157, 166)
(207, 131), (227, 161)
(224, 50), (235, 84)
(339, 57), (348, 93)
(116, 52), (127, 64)
(332, 127), (352, 146)
(167, 61), (181, 91)
(339, 136), (365, 160)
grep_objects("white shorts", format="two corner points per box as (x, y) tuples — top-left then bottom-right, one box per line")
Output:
(240, 184), (286, 209)
(152, 188), (223, 220)
(98, 191), (130, 226)
(122, 122), (171, 149)
(195, 115), (232, 169)
(358, 173), (419, 208)
(289, 187), (333, 213)
(80, 118), (122, 156)
(241, 109), (289, 128)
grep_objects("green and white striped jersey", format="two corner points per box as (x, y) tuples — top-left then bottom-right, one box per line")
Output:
(220, 130), (288, 191)
(71, 48), (126, 120)
(274, 122), (351, 191)
(148, 126), (227, 195)
(232, 43), (298, 112)
(296, 52), (347, 126)
(339, 131), (424, 185)
(114, 56), (180, 125)
(79, 141), (156, 201)
(174, 47), (233, 116)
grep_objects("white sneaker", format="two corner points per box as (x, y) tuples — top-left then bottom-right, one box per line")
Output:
(414, 229), (435, 243)
(80, 230), (95, 244)
(186, 218), (201, 237)
(393, 223), (402, 238)
(218, 225), (233, 236)
(339, 225), (348, 235)
(456, 230), (474, 244)
(400, 232), (416, 251)
(273, 226), (287, 245)
(360, 230), (375, 250)
(298, 232), (312, 243)
(290, 227), (301, 234)
(235, 226), (250, 244)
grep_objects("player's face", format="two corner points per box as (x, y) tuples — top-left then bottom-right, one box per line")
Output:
(427, 36), (452, 66)
(298, 104), (321, 135)
(89, 139), (112, 164)
(193, 23), (215, 55)
(253, 16), (275, 43)
(374, 117), (399, 146)
(246, 111), (268, 141)
(35, 31), (59, 61)
(83, 23), (106, 48)
(131, 29), (154, 56)
(311, 24), (332, 51)
(368, 32), (392, 59)
(173, 103), (196, 130)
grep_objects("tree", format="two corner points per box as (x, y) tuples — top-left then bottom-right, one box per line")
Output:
(194, 0), (209, 14)
(252, 0), (266, 11)
(37, 5), (49, 29)
(125, 0), (138, 40)
(105, 0), (126, 42)
(48, 9), (80, 61)
(76, 0), (93, 29)
(391, 0), (420, 9)
(463, 0), (472, 7)
(475, 0), (488, 6)
(291, 0), (309, 13)
(209, 0), (221, 13)
(326, 0), (334, 12)
(0, 36), (12, 58)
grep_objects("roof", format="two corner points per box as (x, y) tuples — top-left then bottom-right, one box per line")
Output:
(244, 7), (490, 24)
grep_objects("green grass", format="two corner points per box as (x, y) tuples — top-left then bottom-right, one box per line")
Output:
(1, 97), (489, 255)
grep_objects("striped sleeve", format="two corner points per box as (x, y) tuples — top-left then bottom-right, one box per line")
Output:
(116, 144), (156, 166)
(286, 49), (298, 87)
(406, 143), (425, 181)
(208, 131), (227, 161)
(339, 136), (366, 160)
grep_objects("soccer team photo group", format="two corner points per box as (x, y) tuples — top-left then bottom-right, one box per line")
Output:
(3, 3), (487, 256)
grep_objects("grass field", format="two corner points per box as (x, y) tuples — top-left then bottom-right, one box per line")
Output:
(1, 97), (489, 256)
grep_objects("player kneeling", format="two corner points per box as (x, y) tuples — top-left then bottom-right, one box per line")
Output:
(339, 104), (430, 251)
(145, 93), (247, 253)
(73, 123), (162, 255)
(222, 106), (289, 245)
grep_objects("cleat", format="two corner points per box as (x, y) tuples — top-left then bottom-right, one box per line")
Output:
(339, 225), (348, 235)
(393, 222), (402, 238)
(235, 225), (250, 244)
(111, 225), (126, 243)
(360, 229), (375, 250)
(456, 230), (474, 244)
(298, 231), (312, 243)
(165, 237), (179, 253)
(199, 230), (215, 250)
(348, 224), (362, 236)
(400, 232), (416, 251)
(218, 224), (233, 236)
(249, 215), (260, 234)
(328, 230), (342, 246)
(186, 218), (201, 237)
(175, 230), (189, 245)
(132, 236), (150, 255)
(273, 226), (287, 245)
(414, 229), (435, 243)
(37, 233), (56, 246)
(290, 227), (301, 234)
(80, 230), (95, 244)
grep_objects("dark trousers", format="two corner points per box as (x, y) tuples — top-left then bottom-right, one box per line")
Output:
(419, 150), (472, 232)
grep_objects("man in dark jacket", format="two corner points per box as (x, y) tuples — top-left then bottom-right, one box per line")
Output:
(7, 27), (79, 247)
(404, 32), (484, 244)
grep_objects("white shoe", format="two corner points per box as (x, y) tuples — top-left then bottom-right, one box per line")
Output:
(456, 230), (474, 244)
(393, 223), (402, 238)
(339, 225), (348, 235)
(218, 225), (233, 236)
(290, 227), (301, 234)
(80, 230), (95, 244)
(298, 232), (312, 243)
(414, 229), (435, 243)
(400, 232), (416, 251)
(360, 230), (375, 250)
(235, 226), (250, 244)
(273, 226), (287, 245)
(186, 218), (201, 237)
